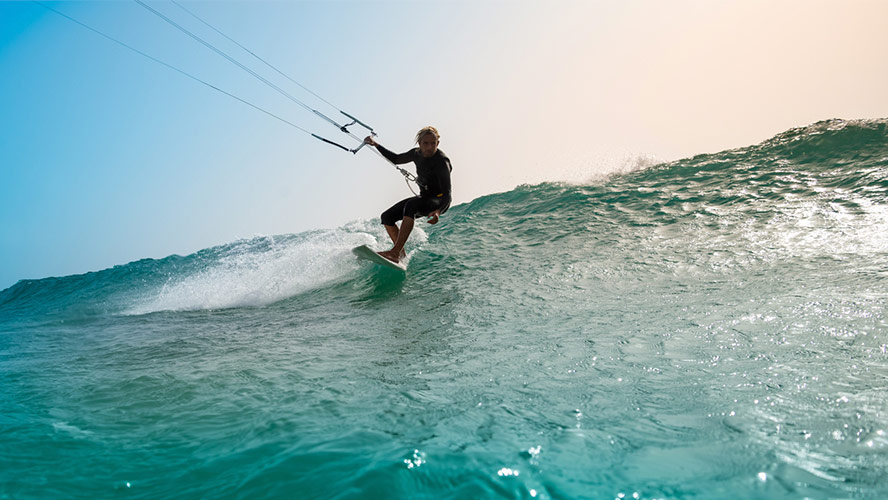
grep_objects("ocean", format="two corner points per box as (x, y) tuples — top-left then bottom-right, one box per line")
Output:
(1, 119), (886, 499)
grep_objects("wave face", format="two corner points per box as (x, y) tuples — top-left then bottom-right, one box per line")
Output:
(2, 119), (887, 499)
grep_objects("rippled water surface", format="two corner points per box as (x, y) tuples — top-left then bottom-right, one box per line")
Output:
(2, 119), (887, 499)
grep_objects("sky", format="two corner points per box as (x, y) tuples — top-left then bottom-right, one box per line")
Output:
(1, 0), (887, 290)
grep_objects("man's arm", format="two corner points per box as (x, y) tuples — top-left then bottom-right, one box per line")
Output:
(437, 157), (452, 203)
(364, 136), (414, 164)
(427, 158), (452, 224)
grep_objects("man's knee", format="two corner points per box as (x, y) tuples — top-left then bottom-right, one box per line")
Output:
(381, 210), (399, 226)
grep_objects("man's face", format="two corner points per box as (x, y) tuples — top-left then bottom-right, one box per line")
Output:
(419, 134), (438, 157)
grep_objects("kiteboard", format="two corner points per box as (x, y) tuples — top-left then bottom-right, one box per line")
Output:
(352, 245), (407, 271)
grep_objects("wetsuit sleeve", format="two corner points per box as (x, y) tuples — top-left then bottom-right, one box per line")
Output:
(438, 157), (452, 205)
(376, 145), (415, 165)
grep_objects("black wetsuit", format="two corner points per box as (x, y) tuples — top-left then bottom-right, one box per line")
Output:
(377, 145), (453, 226)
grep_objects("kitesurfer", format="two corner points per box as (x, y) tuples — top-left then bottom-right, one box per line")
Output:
(364, 126), (452, 263)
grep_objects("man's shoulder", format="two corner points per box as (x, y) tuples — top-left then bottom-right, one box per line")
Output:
(435, 150), (452, 171)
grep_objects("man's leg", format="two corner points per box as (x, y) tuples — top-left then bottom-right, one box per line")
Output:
(382, 223), (407, 261)
(379, 216), (414, 263)
(384, 224), (399, 245)
(381, 198), (412, 261)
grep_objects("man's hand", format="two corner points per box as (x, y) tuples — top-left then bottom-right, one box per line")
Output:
(364, 136), (378, 147)
(427, 210), (440, 225)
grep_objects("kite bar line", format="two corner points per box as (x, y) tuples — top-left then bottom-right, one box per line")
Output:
(33, 0), (415, 190)
(133, 0), (374, 151)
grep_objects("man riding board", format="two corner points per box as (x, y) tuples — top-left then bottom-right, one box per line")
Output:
(364, 126), (452, 264)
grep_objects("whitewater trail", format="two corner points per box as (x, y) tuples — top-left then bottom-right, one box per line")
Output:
(124, 220), (427, 314)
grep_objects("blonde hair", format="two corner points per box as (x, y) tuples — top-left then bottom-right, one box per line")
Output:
(415, 126), (440, 144)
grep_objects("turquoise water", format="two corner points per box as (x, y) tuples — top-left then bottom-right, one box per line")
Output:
(2, 119), (887, 499)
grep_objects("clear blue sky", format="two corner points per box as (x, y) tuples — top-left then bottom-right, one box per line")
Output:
(2, 0), (887, 290)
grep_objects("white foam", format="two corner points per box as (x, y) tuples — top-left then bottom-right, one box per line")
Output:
(52, 421), (93, 438)
(125, 219), (414, 314)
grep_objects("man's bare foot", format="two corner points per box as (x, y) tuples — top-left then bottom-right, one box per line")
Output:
(377, 249), (401, 263)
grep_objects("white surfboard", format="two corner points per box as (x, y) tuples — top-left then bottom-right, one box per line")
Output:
(352, 245), (407, 271)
